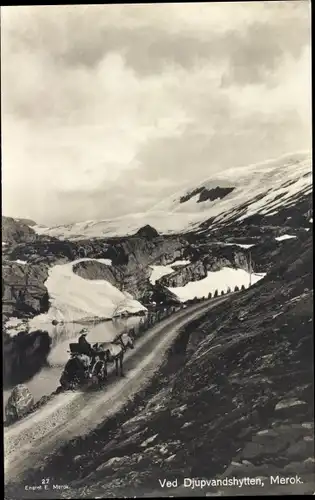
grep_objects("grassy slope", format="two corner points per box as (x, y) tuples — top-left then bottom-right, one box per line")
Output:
(6, 236), (313, 498)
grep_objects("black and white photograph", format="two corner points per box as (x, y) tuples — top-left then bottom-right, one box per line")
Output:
(2, 1), (313, 498)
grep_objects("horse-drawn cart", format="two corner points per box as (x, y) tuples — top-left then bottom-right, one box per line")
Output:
(59, 330), (135, 391)
(59, 342), (108, 391)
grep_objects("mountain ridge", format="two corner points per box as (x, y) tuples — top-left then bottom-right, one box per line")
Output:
(23, 151), (311, 241)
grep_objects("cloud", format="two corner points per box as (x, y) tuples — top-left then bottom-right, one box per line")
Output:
(1, 2), (311, 225)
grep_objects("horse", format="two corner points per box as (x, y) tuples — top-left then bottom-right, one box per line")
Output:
(89, 351), (108, 387)
(93, 333), (134, 377)
(128, 327), (136, 341)
(59, 353), (91, 390)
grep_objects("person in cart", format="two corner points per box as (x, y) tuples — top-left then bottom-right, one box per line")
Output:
(78, 329), (94, 356)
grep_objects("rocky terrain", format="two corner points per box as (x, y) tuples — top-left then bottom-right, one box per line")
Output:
(4, 204), (309, 325)
(13, 234), (313, 498)
(195, 191), (312, 241)
(3, 219), (187, 305)
(2, 216), (38, 246)
(159, 245), (251, 288)
(14, 218), (37, 227)
(2, 261), (50, 321)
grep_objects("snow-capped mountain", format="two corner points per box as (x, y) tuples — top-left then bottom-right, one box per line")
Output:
(32, 151), (312, 240)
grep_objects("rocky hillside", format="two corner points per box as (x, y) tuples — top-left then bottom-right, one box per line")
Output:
(21, 234), (313, 497)
(3, 209), (312, 323)
(194, 187), (312, 240)
(14, 218), (37, 227)
(63, 233), (186, 299)
(102, 235), (185, 299)
(2, 216), (38, 246)
(159, 245), (251, 288)
(72, 260), (121, 286)
(2, 225), (188, 320)
(2, 261), (50, 322)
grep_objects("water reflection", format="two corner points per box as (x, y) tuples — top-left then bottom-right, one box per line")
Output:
(3, 316), (144, 406)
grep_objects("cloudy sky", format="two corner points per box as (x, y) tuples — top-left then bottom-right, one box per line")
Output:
(1, 1), (311, 225)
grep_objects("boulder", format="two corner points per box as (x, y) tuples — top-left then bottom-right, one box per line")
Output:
(5, 384), (34, 422)
(134, 225), (159, 239)
(159, 261), (207, 288)
(141, 283), (180, 307)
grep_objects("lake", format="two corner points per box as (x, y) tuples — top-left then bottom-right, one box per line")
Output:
(3, 316), (144, 407)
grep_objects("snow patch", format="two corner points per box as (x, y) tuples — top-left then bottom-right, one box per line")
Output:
(29, 258), (146, 326)
(275, 234), (297, 242)
(310, 218), (313, 223)
(96, 258), (112, 266)
(275, 399), (307, 410)
(140, 434), (158, 448)
(218, 242), (255, 249)
(13, 259), (28, 265)
(265, 211), (279, 216)
(168, 267), (266, 302)
(149, 265), (175, 285)
(289, 292), (309, 304)
(171, 260), (191, 266)
(149, 261), (191, 284)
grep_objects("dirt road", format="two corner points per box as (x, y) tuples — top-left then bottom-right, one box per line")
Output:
(5, 296), (228, 485)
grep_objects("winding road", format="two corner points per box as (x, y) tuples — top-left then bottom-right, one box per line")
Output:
(5, 296), (228, 486)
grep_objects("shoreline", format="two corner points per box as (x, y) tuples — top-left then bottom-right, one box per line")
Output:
(3, 305), (182, 428)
